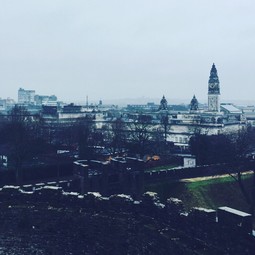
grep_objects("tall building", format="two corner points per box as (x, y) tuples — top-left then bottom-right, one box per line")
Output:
(18, 88), (35, 105)
(166, 63), (246, 150)
(208, 63), (220, 112)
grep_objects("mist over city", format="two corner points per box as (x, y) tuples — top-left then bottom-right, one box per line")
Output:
(1, 1), (255, 103)
(0, 1), (255, 254)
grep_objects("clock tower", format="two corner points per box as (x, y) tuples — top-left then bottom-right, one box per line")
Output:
(208, 63), (220, 112)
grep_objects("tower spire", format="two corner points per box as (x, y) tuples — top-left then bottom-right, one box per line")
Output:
(208, 63), (220, 95)
(208, 63), (220, 112)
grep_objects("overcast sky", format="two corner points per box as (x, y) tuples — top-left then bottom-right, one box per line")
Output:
(1, 0), (255, 104)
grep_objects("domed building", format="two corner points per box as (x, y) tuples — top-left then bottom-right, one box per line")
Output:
(166, 63), (246, 150)
(158, 95), (168, 111)
(190, 95), (199, 113)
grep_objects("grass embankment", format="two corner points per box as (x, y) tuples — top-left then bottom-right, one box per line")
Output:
(145, 174), (254, 213)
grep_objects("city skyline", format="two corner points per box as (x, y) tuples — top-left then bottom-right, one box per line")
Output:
(1, 1), (255, 103)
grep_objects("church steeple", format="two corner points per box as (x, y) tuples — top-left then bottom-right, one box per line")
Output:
(208, 63), (220, 95)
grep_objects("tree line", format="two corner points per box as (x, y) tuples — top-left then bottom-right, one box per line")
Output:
(189, 126), (255, 216)
(2, 107), (255, 171)
(0, 106), (255, 215)
(0, 107), (173, 183)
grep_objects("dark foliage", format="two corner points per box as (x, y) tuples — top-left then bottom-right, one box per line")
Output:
(190, 134), (240, 165)
(0, 105), (50, 184)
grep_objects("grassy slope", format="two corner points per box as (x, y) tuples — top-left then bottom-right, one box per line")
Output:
(145, 174), (254, 213)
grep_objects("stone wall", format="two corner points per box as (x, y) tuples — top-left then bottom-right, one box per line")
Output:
(0, 185), (254, 254)
(144, 160), (255, 182)
(0, 185), (253, 236)
(73, 158), (144, 198)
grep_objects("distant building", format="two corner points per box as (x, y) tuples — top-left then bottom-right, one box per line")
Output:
(190, 95), (199, 113)
(92, 64), (246, 151)
(18, 88), (58, 107)
(34, 95), (57, 106)
(158, 95), (168, 111)
(63, 103), (82, 113)
(126, 102), (158, 112)
(42, 105), (58, 115)
(167, 64), (246, 150)
(0, 99), (7, 111)
(0, 97), (15, 112)
(41, 103), (97, 130)
(240, 105), (255, 126)
(18, 88), (35, 105)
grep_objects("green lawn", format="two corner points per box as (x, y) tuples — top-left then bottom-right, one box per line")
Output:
(145, 173), (254, 213)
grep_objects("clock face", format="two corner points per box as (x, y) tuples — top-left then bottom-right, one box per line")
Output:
(209, 83), (215, 89)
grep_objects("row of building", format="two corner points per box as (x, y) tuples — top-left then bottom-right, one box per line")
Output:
(163, 64), (246, 149)
(0, 88), (58, 113)
(1, 64), (255, 150)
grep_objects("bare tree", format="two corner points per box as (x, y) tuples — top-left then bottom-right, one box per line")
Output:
(110, 118), (127, 155)
(0, 105), (46, 185)
(127, 114), (153, 157)
(190, 125), (255, 215)
(76, 116), (95, 160)
(228, 126), (255, 215)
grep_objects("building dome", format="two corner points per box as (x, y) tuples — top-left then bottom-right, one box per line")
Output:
(159, 95), (168, 111)
(190, 95), (199, 111)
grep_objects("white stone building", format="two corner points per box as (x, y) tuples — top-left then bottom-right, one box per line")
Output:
(166, 64), (246, 150)
(18, 88), (35, 105)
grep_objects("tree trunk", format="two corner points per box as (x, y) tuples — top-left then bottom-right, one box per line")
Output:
(16, 166), (23, 186)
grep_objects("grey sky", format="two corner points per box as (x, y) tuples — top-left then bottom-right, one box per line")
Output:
(1, 0), (255, 104)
